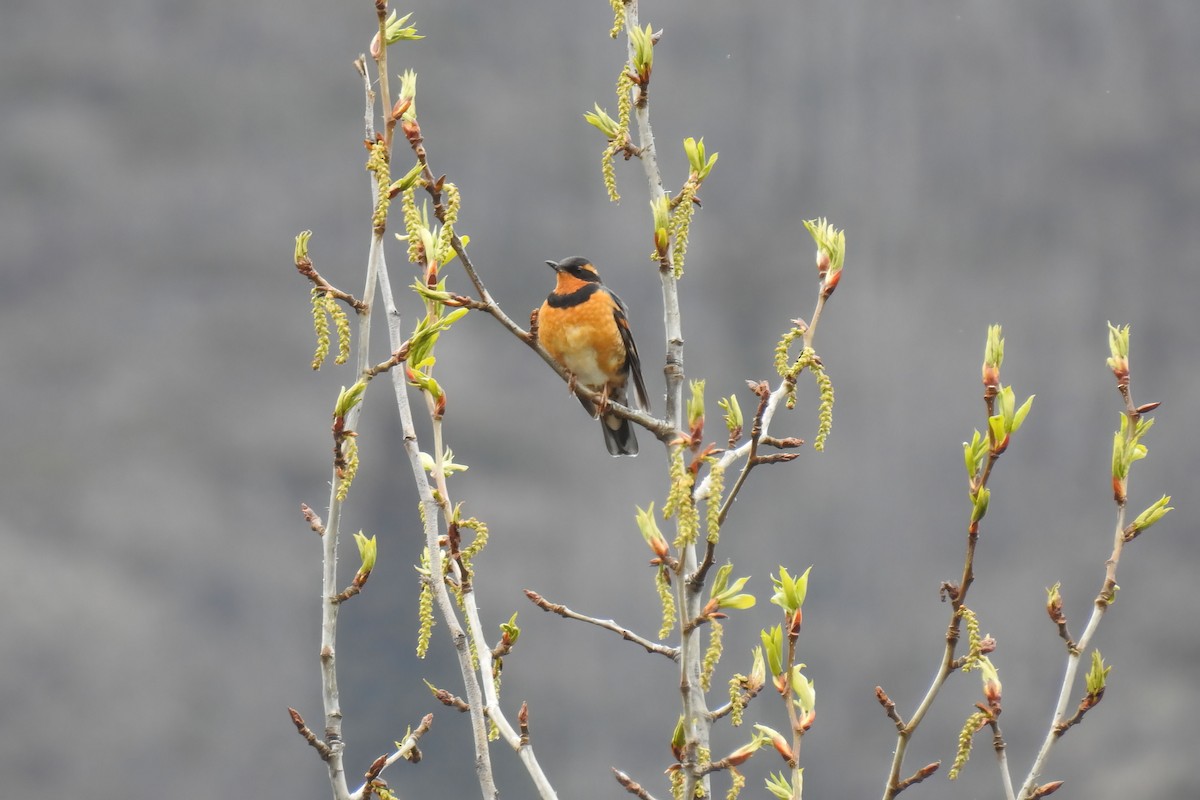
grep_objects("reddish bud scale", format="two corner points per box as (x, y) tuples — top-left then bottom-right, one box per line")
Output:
(724, 745), (757, 767)
(367, 753), (388, 778)
(768, 733), (795, 763)
(402, 119), (423, 146)
(981, 363), (1000, 395)
(1047, 599), (1064, 624)
(1033, 780), (1065, 797)
(821, 270), (841, 298)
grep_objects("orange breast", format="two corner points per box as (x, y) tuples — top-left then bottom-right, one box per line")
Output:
(539, 295), (627, 391)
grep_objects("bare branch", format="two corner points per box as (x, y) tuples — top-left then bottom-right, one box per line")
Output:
(525, 589), (679, 661)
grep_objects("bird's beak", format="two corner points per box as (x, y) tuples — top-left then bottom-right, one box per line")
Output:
(545, 259), (560, 271)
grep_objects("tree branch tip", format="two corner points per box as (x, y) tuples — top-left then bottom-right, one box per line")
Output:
(895, 761), (940, 791)
(1031, 780), (1066, 798)
(287, 706), (333, 759)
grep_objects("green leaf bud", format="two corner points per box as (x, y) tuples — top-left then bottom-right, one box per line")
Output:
(790, 666), (815, 714)
(765, 772), (793, 800)
(770, 565), (811, 614)
(687, 379), (705, 430)
(584, 104), (621, 139)
(1130, 494), (1173, 534)
(760, 625), (783, 678)
(970, 487), (990, 524)
(334, 381), (368, 418)
(719, 394), (743, 434)
(1085, 650), (1111, 697)
(353, 531), (378, 573)
(384, 11), (423, 44)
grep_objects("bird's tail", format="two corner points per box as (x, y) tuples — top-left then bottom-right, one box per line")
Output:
(601, 412), (638, 456)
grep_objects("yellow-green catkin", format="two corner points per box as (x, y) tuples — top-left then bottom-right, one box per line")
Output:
(600, 70), (635, 204)
(609, 0), (626, 38)
(336, 439), (359, 502)
(416, 549), (435, 658)
(664, 448), (699, 548)
(401, 188), (423, 264)
(776, 338), (836, 449)
(602, 144), (620, 203)
(669, 766), (686, 800)
(366, 138), (391, 231)
(456, 516), (488, 587)
(669, 184), (698, 277)
(774, 325), (805, 379)
(329, 295), (351, 365)
(616, 70), (634, 139)
(656, 567), (676, 640)
(458, 516), (489, 560)
(948, 710), (988, 779)
(311, 289), (331, 370)
(705, 463), (725, 544)
(809, 355), (834, 451)
(436, 182), (460, 262)
(694, 749), (711, 796)
(676, 493), (700, 549)
(701, 620), (723, 691)
(959, 606), (983, 671)
(727, 675), (746, 727)
(726, 768), (745, 800)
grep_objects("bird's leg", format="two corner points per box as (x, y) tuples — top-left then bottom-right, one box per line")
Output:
(596, 383), (611, 417)
(566, 371), (578, 396)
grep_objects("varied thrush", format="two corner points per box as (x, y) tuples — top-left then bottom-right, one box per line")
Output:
(537, 257), (651, 456)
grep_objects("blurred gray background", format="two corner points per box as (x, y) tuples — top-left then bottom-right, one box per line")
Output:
(3, 1), (1197, 798)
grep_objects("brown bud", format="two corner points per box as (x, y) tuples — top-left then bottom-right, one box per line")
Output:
(1031, 780), (1065, 798)
(982, 362), (1000, 391)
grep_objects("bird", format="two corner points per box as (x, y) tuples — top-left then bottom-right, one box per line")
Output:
(537, 256), (651, 456)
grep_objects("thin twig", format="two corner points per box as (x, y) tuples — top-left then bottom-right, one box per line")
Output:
(613, 768), (664, 800)
(379, 105), (561, 800)
(990, 719), (1016, 800)
(525, 589), (679, 660)
(377, 254), (502, 800)
(882, 365), (1009, 800)
(1018, 385), (1142, 798)
(353, 713), (435, 795)
(288, 707), (333, 760)
(875, 686), (905, 731)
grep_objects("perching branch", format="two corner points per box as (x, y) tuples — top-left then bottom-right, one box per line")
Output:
(525, 589), (680, 661)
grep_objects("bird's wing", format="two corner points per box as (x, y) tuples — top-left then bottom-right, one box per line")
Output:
(611, 293), (651, 412)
